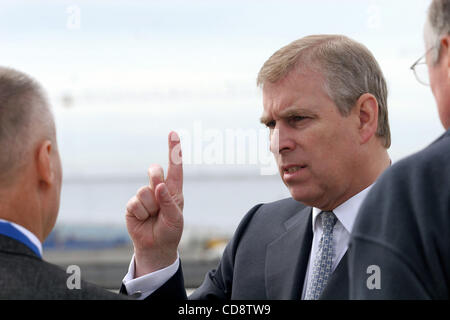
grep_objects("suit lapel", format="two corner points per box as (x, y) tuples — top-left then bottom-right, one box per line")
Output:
(265, 206), (313, 299)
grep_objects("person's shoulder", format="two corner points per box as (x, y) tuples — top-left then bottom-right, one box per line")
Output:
(0, 252), (124, 299)
(350, 132), (450, 299)
(352, 131), (450, 240)
(250, 197), (307, 223)
(260, 197), (306, 211)
(224, 197), (309, 267)
(38, 259), (125, 299)
(233, 197), (307, 241)
(389, 130), (450, 179)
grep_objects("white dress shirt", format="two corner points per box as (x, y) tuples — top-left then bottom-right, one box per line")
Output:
(123, 184), (374, 300)
(0, 218), (43, 257)
(122, 252), (180, 299)
(300, 184), (374, 298)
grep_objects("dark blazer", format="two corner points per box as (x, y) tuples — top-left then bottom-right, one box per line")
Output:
(348, 129), (450, 299)
(125, 198), (349, 300)
(0, 234), (126, 299)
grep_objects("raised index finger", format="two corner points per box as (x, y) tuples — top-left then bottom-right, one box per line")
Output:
(166, 131), (183, 194)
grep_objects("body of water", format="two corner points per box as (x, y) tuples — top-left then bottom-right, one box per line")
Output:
(53, 170), (291, 243)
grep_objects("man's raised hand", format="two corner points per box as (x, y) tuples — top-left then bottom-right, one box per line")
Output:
(125, 131), (184, 277)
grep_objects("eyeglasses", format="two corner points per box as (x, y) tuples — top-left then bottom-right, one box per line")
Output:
(410, 46), (436, 86)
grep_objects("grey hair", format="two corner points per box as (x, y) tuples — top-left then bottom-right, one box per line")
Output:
(0, 66), (55, 185)
(257, 34), (390, 148)
(426, 0), (450, 64)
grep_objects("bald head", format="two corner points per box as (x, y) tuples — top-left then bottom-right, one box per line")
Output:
(0, 67), (56, 186)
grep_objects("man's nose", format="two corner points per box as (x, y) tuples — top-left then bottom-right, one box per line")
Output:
(270, 125), (296, 154)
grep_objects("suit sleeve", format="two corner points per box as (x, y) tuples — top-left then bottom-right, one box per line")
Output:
(189, 203), (264, 300)
(121, 203), (263, 300)
(145, 264), (188, 300)
(348, 149), (450, 300)
(348, 236), (432, 299)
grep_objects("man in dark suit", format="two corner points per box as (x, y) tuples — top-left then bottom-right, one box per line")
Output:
(122, 35), (392, 299)
(0, 67), (125, 299)
(348, 0), (450, 300)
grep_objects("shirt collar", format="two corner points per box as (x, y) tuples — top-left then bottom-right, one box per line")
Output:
(0, 218), (43, 257)
(311, 183), (374, 233)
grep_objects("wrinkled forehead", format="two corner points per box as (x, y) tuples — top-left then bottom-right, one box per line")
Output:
(260, 69), (327, 118)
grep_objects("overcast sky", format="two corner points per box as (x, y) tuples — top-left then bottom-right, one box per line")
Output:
(0, 0), (441, 177)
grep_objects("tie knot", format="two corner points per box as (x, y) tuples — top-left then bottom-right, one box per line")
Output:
(321, 211), (337, 232)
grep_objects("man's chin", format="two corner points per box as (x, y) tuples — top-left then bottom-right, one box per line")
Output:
(287, 186), (316, 206)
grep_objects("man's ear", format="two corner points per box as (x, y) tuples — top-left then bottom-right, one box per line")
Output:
(36, 140), (55, 186)
(355, 93), (379, 145)
(441, 36), (450, 77)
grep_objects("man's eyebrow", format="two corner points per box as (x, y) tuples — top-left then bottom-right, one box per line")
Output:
(260, 113), (272, 124)
(260, 106), (312, 124)
(278, 105), (308, 118)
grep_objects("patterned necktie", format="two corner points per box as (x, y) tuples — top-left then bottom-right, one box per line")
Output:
(305, 211), (337, 300)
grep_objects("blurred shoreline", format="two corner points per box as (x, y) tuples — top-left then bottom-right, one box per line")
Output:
(44, 225), (229, 290)
(45, 170), (289, 290)
(44, 245), (222, 290)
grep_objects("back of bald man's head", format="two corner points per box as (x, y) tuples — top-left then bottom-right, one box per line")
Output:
(0, 67), (56, 187)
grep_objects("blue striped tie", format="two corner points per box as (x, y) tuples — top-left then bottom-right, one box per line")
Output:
(305, 211), (337, 300)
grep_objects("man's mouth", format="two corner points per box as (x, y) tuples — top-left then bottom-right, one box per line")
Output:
(282, 164), (307, 173)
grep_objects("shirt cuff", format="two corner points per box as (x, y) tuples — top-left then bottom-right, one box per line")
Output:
(122, 253), (180, 300)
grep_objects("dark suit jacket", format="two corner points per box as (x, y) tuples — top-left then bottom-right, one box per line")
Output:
(348, 129), (450, 299)
(0, 234), (126, 299)
(124, 198), (349, 300)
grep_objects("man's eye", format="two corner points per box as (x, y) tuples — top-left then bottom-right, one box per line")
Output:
(265, 120), (276, 128)
(290, 116), (307, 123)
